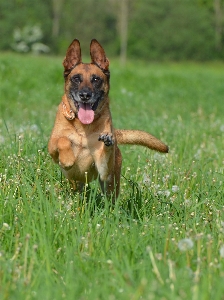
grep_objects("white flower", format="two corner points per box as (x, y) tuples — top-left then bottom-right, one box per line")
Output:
(172, 185), (179, 193)
(178, 238), (194, 251)
(219, 245), (224, 258)
(162, 175), (170, 183)
(164, 190), (171, 197)
(184, 199), (191, 207)
(107, 260), (113, 264)
(0, 135), (5, 144)
(2, 223), (11, 230)
(157, 190), (170, 197)
(153, 152), (166, 162)
(220, 124), (224, 132)
(143, 173), (151, 186)
(30, 124), (39, 132)
(194, 149), (202, 160)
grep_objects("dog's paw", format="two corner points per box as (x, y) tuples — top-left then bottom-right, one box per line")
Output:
(59, 153), (75, 170)
(59, 160), (74, 170)
(98, 133), (114, 146)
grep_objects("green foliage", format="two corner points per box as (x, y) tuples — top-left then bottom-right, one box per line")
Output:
(0, 0), (52, 51)
(0, 53), (224, 299)
(128, 0), (216, 60)
(0, 0), (224, 60)
(12, 25), (50, 54)
(58, 0), (118, 56)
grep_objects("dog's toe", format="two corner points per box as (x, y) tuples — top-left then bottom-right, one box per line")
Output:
(98, 133), (114, 146)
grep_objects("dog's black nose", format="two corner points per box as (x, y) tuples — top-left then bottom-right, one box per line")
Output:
(79, 90), (92, 101)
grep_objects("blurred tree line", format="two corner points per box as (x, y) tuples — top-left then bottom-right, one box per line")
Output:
(0, 0), (223, 60)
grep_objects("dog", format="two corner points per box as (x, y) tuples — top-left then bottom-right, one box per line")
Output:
(48, 39), (168, 199)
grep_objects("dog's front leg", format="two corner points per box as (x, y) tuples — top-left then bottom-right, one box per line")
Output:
(96, 133), (115, 182)
(48, 136), (76, 170)
(96, 133), (122, 199)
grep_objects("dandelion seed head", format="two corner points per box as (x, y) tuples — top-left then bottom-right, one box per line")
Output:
(157, 190), (170, 197)
(220, 124), (224, 132)
(184, 199), (191, 207)
(172, 185), (179, 193)
(143, 173), (151, 186)
(178, 238), (194, 251)
(0, 135), (5, 144)
(164, 190), (171, 197)
(220, 245), (224, 258)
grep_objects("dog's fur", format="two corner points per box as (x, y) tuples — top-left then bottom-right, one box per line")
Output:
(48, 39), (168, 199)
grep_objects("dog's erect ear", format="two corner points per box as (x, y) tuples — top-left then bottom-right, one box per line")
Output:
(90, 39), (109, 71)
(63, 39), (82, 77)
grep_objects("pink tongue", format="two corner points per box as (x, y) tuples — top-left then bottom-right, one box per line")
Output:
(78, 103), (94, 124)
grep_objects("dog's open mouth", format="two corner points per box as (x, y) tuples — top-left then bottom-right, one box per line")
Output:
(76, 99), (100, 125)
(78, 103), (94, 124)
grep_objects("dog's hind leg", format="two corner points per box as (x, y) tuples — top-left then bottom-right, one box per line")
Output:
(69, 180), (85, 193)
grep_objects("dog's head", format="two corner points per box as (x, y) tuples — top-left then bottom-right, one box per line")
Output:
(63, 39), (110, 125)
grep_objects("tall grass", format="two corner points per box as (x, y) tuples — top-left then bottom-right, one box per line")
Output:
(0, 53), (224, 299)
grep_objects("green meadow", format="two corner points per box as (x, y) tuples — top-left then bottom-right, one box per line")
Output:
(0, 53), (224, 299)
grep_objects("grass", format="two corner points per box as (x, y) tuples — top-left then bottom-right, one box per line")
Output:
(0, 52), (224, 299)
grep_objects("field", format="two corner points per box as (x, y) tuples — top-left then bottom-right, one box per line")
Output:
(0, 53), (224, 300)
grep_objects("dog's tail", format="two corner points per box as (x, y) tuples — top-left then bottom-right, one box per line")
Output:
(115, 129), (169, 153)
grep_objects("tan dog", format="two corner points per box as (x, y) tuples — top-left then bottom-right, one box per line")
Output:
(48, 39), (168, 199)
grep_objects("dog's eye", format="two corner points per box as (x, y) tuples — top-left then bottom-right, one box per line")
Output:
(92, 76), (102, 85)
(71, 76), (81, 84)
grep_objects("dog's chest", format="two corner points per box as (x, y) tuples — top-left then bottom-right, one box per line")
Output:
(62, 132), (103, 182)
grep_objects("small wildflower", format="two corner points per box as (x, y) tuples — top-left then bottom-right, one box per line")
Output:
(0, 135), (5, 144)
(172, 185), (179, 193)
(33, 245), (38, 251)
(26, 234), (31, 240)
(162, 175), (170, 183)
(107, 259), (113, 264)
(184, 199), (191, 207)
(2, 223), (10, 230)
(220, 124), (224, 132)
(178, 238), (194, 252)
(143, 173), (151, 186)
(157, 190), (170, 197)
(153, 152), (166, 162)
(155, 253), (163, 260)
(219, 245), (224, 258)
(164, 190), (171, 197)
(30, 124), (39, 132)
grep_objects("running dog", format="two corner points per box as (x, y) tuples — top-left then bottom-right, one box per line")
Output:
(48, 39), (168, 199)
